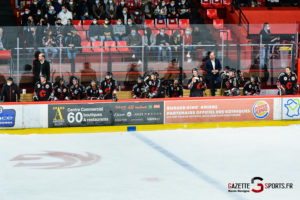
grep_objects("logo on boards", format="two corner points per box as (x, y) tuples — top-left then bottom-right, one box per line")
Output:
(284, 99), (300, 118)
(252, 101), (270, 119)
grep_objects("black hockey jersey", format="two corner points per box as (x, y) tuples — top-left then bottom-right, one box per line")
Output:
(243, 81), (260, 95)
(187, 75), (206, 97)
(70, 84), (85, 100)
(167, 84), (183, 97)
(86, 85), (100, 100)
(146, 79), (164, 98)
(34, 81), (53, 101)
(132, 83), (146, 99)
(53, 85), (69, 100)
(225, 77), (239, 96)
(100, 79), (117, 100)
(277, 72), (298, 95)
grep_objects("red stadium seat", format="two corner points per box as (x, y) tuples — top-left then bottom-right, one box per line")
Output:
(111, 20), (117, 25)
(212, 0), (223, 8)
(179, 19), (190, 29)
(213, 19), (224, 29)
(104, 41), (117, 52)
(117, 41), (132, 52)
(165, 30), (172, 37)
(145, 19), (155, 29)
(201, 0), (212, 8)
(126, 0), (136, 10)
(153, 0), (160, 6)
(167, 19), (179, 30)
(82, 20), (93, 30)
(138, 30), (144, 36)
(156, 19), (166, 29)
(115, 0), (121, 5)
(152, 30), (160, 36)
(220, 29), (232, 41)
(77, 31), (87, 41)
(92, 41), (104, 52)
(73, 20), (82, 31)
(207, 9), (218, 19)
(98, 20), (105, 25)
(0, 50), (11, 59)
(81, 41), (93, 53)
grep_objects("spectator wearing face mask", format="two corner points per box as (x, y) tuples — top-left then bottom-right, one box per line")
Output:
(42, 0), (52, 15)
(93, 0), (106, 20)
(156, 28), (172, 62)
(30, 0), (39, 16)
(42, 30), (58, 62)
(167, 0), (179, 19)
(27, 15), (36, 27)
(141, 0), (154, 19)
(0, 28), (8, 50)
(127, 28), (142, 64)
(183, 27), (193, 62)
(113, 18), (127, 42)
(65, 29), (81, 73)
(67, 0), (78, 19)
(106, 0), (117, 19)
(0, 77), (20, 102)
(57, 5), (73, 25)
(46, 6), (57, 25)
(22, 8), (31, 26)
(89, 18), (101, 42)
(116, 0), (127, 19)
(125, 18), (134, 36)
(154, 1), (168, 19)
(142, 27), (156, 68)
(120, 7), (132, 25)
(34, 9), (43, 24)
(178, 0), (191, 19)
(101, 18), (114, 41)
(131, 9), (145, 24)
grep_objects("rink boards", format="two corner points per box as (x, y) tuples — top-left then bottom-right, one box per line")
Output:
(0, 95), (300, 131)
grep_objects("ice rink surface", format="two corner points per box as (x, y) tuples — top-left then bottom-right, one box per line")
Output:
(0, 125), (300, 200)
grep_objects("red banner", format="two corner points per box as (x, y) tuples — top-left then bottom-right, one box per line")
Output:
(165, 98), (274, 124)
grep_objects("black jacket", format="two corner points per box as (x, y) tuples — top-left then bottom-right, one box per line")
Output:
(0, 83), (20, 102)
(34, 60), (51, 83)
(204, 59), (222, 79)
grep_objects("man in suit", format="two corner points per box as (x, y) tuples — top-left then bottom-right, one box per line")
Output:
(204, 52), (221, 96)
(33, 53), (50, 84)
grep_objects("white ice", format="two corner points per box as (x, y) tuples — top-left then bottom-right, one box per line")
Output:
(0, 125), (300, 200)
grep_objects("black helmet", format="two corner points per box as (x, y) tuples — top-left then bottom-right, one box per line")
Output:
(7, 77), (13, 81)
(40, 74), (47, 79)
(106, 72), (113, 78)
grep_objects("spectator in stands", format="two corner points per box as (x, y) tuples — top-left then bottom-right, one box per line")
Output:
(42, 30), (58, 62)
(154, 1), (168, 19)
(57, 5), (72, 25)
(116, 0), (127, 19)
(46, 6), (57, 25)
(132, 8), (145, 24)
(34, 53), (50, 84)
(92, 0), (106, 20)
(204, 51), (221, 96)
(65, 29), (81, 73)
(183, 27), (193, 62)
(167, 0), (179, 19)
(67, 0), (79, 19)
(34, 8), (43, 24)
(22, 8), (31, 26)
(62, 18), (75, 37)
(24, 27), (39, 57)
(178, 0), (191, 19)
(36, 18), (47, 45)
(30, 0), (39, 16)
(42, 0), (52, 15)
(142, 27), (156, 68)
(106, 0), (117, 19)
(27, 16), (36, 26)
(0, 77), (20, 102)
(80, 0), (93, 20)
(101, 18), (114, 41)
(113, 18), (127, 42)
(0, 28), (8, 50)
(52, 18), (64, 37)
(170, 30), (182, 61)
(142, 0), (154, 19)
(120, 7), (132, 25)
(89, 18), (101, 42)
(127, 28), (142, 64)
(156, 28), (172, 62)
(125, 18), (134, 35)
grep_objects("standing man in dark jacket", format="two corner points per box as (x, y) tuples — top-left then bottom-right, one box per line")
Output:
(0, 77), (20, 102)
(204, 51), (221, 96)
(34, 53), (51, 84)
